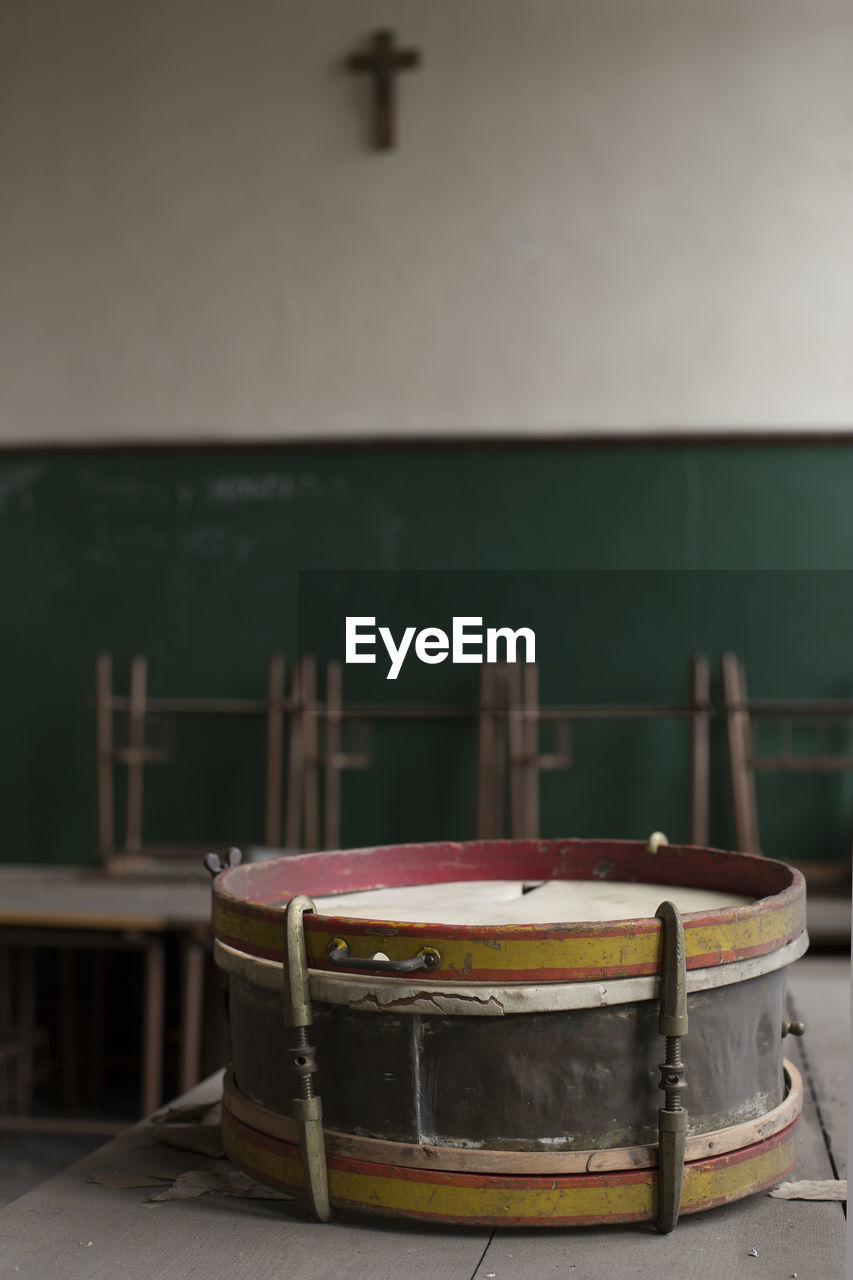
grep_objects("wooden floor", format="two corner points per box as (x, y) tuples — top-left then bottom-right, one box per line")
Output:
(0, 956), (847, 1280)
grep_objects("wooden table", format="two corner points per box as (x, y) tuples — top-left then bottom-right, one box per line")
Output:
(0, 865), (211, 1125)
(0, 956), (846, 1280)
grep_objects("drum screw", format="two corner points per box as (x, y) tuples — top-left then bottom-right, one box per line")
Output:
(291, 1026), (318, 1101)
(660, 1046), (687, 1111)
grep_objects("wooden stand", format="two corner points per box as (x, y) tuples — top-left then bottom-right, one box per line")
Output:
(97, 652), (287, 869)
(284, 656), (370, 852)
(0, 945), (36, 1118)
(477, 664), (571, 838)
(477, 655), (710, 844)
(722, 650), (853, 890)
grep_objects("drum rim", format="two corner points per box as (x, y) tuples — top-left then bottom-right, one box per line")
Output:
(214, 928), (809, 1008)
(221, 1068), (800, 1225)
(222, 1060), (803, 1175)
(212, 838), (806, 980)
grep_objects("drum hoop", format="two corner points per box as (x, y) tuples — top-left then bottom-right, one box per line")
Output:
(212, 839), (806, 982)
(214, 929), (808, 1012)
(222, 1060), (802, 1176)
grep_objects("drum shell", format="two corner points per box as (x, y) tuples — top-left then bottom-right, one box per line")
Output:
(225, 965), (787, 1151)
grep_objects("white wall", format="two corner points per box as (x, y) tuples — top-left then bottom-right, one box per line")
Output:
(1, 0), (852, 444)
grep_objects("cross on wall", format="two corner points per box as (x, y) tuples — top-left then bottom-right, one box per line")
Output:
(347, 29), (421, 150)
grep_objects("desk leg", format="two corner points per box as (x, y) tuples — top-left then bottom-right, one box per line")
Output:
(179, 937), (205, 1094)
(17, 947), (35, 1114)
(141, 939), (165, 1116)
(0, 947), (9, 1111)
(88, 950), (106, 1103)
(59, 949), (78, 1111)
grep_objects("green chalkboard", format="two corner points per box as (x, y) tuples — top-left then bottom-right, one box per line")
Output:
(2, 441), (853, 866)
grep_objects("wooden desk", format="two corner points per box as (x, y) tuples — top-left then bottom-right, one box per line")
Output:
(0, 957), (846, 1280)
(0, 866), (211, 1125)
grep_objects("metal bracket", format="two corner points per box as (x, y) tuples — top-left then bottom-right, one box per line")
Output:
(283, 895), (332, 1222)
(655, 899), (688, 1234)
(327, 939), (441, 974)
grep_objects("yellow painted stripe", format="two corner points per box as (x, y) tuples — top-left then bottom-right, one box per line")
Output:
(224, 1124), (652, 1221)
(222, 1106), (795, 1226)
(213, 893), (804, 979)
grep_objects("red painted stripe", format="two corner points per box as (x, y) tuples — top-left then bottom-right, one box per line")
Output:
(215, 839), (801, 915)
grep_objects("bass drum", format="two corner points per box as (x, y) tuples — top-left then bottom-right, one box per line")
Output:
(211, 837), (807, 1227)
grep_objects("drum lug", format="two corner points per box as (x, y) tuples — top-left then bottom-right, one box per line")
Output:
(655, 900), (688, 1235)
(283, 895), (332, 1222)
(203, 847), (243, 878)
(781, 1017), (805, 1037)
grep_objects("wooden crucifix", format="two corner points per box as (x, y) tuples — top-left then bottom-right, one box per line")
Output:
(347, 30), (421, 151)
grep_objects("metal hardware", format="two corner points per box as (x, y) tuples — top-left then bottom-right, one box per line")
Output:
(655, 899), (688, 1234)
(283, 895), (332, 1222)
(781, 1017), (805, 1037)
(203, 847), (242, 878)
(326, 939), (441, 973)
(646, 831), (669, 854)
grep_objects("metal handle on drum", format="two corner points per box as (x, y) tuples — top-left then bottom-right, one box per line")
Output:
(655, 899), (688, 1235)
(283, 895), (332, 1223)
(326, 940), (441, 973)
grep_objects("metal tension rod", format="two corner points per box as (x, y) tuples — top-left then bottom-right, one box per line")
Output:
(655, 899), (688, 1234)
(283, 895), (332, 1222)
